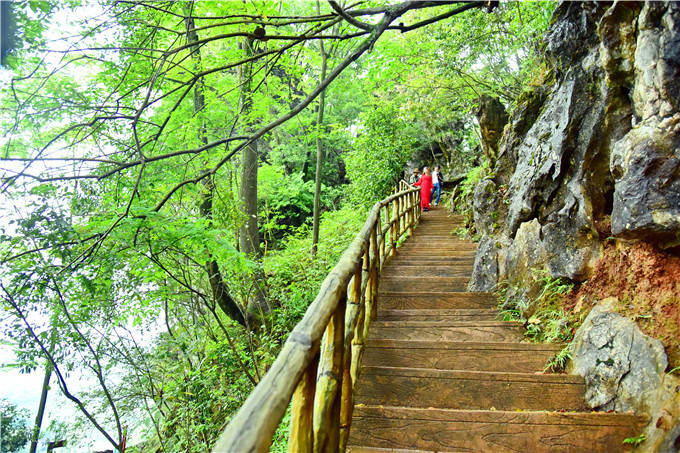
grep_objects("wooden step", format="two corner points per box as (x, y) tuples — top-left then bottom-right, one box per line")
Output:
(397, 244), (478, 252)
(378, 292), (497, 309)
(377, 308), (497, 321)
(356, 367), (587, 411)
(363, 340), (563, 372)
(381, 265), (473, 278)
(416, 218), (462, 223)
(385, 257), (476, 264)
(415, 221), (461, 226)
(384, 259), (475, 269)
(413, 227), (461, 233)
(419, 211), (461, 217)
(380, 277), (470, 292)
(393, 250), (477, 258)
(407, 234), (467, 240)
(368, 321), (523, 342)
(348, 406), (648, 453)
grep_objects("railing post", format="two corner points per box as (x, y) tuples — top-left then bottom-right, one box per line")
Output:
(289, 355), (319, 453)
(390, 199), (397, 256)
(398, 194), (402, 236)
(312, 295), (346, 453)
(380, 206), (387, 260)
(408, 191), (414, 236)
(370, 219), (379, 322)
(340, 261), (363, 451)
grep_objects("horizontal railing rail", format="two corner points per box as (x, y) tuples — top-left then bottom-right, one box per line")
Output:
(212, 183), (421, 453)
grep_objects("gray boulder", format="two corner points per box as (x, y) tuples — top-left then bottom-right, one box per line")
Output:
(571, 298), (668, 412)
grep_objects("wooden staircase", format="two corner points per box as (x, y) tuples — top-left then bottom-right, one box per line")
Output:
(348, 208), (647, 453)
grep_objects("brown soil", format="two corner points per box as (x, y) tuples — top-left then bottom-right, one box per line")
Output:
(566, 241), (680, 369)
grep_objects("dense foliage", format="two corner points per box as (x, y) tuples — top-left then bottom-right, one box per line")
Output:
(0, 1), (554, 450)
(0, 399), (31, 452)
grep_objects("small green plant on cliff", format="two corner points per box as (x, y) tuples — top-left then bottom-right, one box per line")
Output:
(622, 434), (646, 447)
(534, 269), (574, 304)
(666, 366), (680, 377)
(525, 271), (575, 343)
(497, 270), (578, 344)
(544, 345), (572, 373)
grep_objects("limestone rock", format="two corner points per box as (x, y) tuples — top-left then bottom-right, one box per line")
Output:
(545, 2), (601, 75)
(472, 179), (500, 237)
(610, 116), (680, 245)
(474, 95), (508, 167)
(465, 2), (680, 448)
(571, 298), (668, 412)
(494, 85), (549, 189)
(504, 219), (546, 287)
(632, 2), (680, 122)
(468, 235), (498, 292)
(609, 3), (680, 247)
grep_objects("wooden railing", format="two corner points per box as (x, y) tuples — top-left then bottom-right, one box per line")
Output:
(212, 183), (421, 453)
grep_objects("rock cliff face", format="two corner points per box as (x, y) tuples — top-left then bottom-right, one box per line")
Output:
(471, 0), (679, 301)
(470, 2), (680, 450)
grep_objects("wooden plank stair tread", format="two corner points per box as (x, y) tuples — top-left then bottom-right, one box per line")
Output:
(382, 264), (475, 270)
(378, 291), (494, 297)
(398, 242), (478, 247)
(378, 293), (497, 309)
(407, 235), (472, 240)
(377, 309), (497, 321)
(369, 325), (524, 343)
(348, 406), (648, 453)
(353, 405), (647, 427)
(366, 339), (564, 351)
(371, 320), (520, 327)
(380, 276), (471, 282)
(355, 368), (587, 411)
(384, 258), (476, 266)
(392, 251), (477, 257)
(363, 340), (563, 372)
(359, 366), (584, 383)
(381, 271), (475, 279)
(397, 245), (478, 250)
(349, 211), (644, 452)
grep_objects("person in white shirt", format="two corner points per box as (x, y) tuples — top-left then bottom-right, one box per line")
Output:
(431, 165), (442, 206)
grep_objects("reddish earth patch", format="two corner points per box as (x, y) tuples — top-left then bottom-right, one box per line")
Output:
(567, 241), (680, 368)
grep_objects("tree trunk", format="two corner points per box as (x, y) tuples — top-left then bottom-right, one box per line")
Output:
(311, 8), (328, 257)
(238, 39), (259, 257)
(185, 4), (245, 326)
(238, 37), (269, 321)
(29, 361), (52, 453)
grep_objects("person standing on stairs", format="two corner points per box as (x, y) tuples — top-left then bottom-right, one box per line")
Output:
(408, 167), (420, 184)
(412, 166), (433, 211)
(431, 165), (442, 206)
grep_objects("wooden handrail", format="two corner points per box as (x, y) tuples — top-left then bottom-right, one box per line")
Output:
(212, 184), (421, 453)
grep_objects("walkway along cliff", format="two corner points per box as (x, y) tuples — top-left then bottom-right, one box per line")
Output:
(211, 183), (645, 452)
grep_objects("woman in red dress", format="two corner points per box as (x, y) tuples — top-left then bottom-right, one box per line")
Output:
(413, 167), (433, 211)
